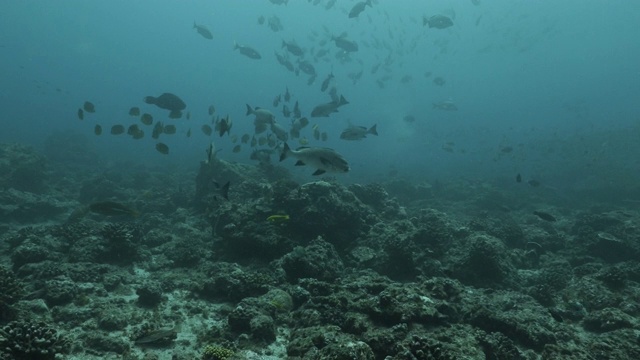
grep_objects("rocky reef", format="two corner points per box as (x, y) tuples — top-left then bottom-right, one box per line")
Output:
(2, 142), (640, 359)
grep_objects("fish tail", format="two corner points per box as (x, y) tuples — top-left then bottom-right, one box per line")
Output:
(245, 104), (253, 116)
(369, 124), (378, 136)
(279, 142), (291, 162)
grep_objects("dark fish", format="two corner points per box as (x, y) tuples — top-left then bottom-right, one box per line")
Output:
(127, 124), (141, 136)
(234, 41), (262, 59)
(129, 107), (141, 116)
(311, 95), (349, 117)
(163, 124), (177, 134)
(282, 40), (304, 56)
(257, 15), (265, 25)
(152, 122), (164, 139)
(201, 124), (213, 136)
(89, 201), (138, 217)
(140, 113), (153, 125)
(282, 104), (291, 117)
(331, 34), (358, 52)
(83, 101), (95, 113)
(274, 52), (295, 72)
(77, 108), (84, 120)
(433, 100), (458, 111)
(297, 59), (316, 76)
(516, 174), (522, 183)
(94, 125), (102, 135)
(293, 101), (301, 118)
(273, 94), (281, 107)
(320, 72), (334, 92)
(215, 115), (232, 137)
(132, 129), (144, 140)
(340, 124), (377, 140)
(241, 134), (250, 144)
(155, 142), (169, 155)
(284, 87), (291, 102)
(403, 115), (416, 123)
(232, 145), (241, 153)
(348, 0), (372, 18)
(168, 110), (182, 119)
(111, 125), (125, 135)
(208, 105), (216, 116)
(500, 146), (513, 153)
(144, 93), (186, 115)
(134, 328), (177, 345)
(193, 22), (213, 39)
(533, 211), (556, 222)
(424, 15), (454, 29)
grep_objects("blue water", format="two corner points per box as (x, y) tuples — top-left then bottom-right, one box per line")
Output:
(1, 0), (639, 188)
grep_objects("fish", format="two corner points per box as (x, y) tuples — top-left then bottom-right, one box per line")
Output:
(241, 134), (250, 144)
(267, 214), (290, 222)
(331, 34), (358, 52)
(297, 59), (316, 76)
(134, 328), (177, 345)
(231, 135), (238, 143)
(282, 40), (304, 56)
(232, 145), (241, 153)
(340, 124), (378, 140)
(152, 122), (164, 139)
(234, 41), (262, 59)
(257, 15), (265, 25)
(111, 125), (125, 135)
(144, 93), (186, 118)
(423, 15), (454, 29)
(321, 132), (328, 141)
(83, 101), (96, 113)
(282, 104), (291, 118)
(313, 126), (320, 140)
(284, 87), (291, 102)
(403, 115), (416, 123)
(267, 16), (284, 32)
(320, 72), (334, 92)
(274, 52), (295, 72)
(533, 211), (556, 222)
(205, 142), (218, 163)
(215, 115), (232, 137)
(201, 124), (213, 136)
(186, 129), (191, 137)
(273, 94), (281, 107)
(290, 117), (308, 138)
(129, 107), (141, 116)
(516, 174), (522, 183)
(193, 21), (213, 39)
(89, 201), (138, 217)
(250, 149), (274, 163)
(293, 101), (301, 118)
(269, 0), (288, 5)
(94, 125), (102, 135)
(155, 142), (169, 155)
(433, 100), (458, 111)
(127, 124), (141, 136)
(246, 104), (275, 133)
(208, 105), (216, 116)
(433, 77), (446, 86)
(280, 143), (349, 176)
(163, 124), (177, 134)
(348, 0), (372, 18)
(77, 108), (84, 120)
(140, 113), (153, 125)
(311, 95), (349, 117)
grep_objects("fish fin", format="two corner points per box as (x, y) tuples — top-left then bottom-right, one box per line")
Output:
(369, 124), (378, 136)
(220, 181), (230, 200)
(312, 169), (326, 176)
(245, 104), (253, 116)
(294, 160), (305, 166)
(339, 95), (349, 106)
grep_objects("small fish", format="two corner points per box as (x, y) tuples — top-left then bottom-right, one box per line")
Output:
(321, 132), (328, 141)
(282, 40), (304, 57)
(433, 100), (458, 111)
(232, 144), (241, 153)
(241, 134), (250, 144)
(273, 94), (281, 107)
(533, 211), (556, 222)
(423, 15), (454, 29)
(193, 21), (213, 39)
(201, 124), (213, 136)
(516, 174), (522, 183)
(94, 125), (102, 135)
(134, 328), (177, 345)
(83, 101), (95, 113)
(208, 105), (216, 116)
(140, 113), (153, 125)
(156, 142), (169, 155)
(320, 72), (334, 92)
(89, 201), (138, 217)
(284, 87), (291, 102)
(348, 0), (372, 18)
(433, 77), (446, 86)
(257, 15), (265, 25)
(152, 122), (164, 139)
(267, 214), (290, 222)
(340, 124), (378, 140)
(77, 108), (84, 120)
(293, 101), (301, 118)
(111, 125), (125, 135)
(234, 41), (262, 59)
(129, 107), (141, 116)
(186, 128), (191, 137)
(282, 104), (291, 118)
(163, 124), (177, 134)
(215, 115), (232, 137)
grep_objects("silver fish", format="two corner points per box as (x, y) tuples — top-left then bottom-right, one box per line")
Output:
(280, 143), (349, 176)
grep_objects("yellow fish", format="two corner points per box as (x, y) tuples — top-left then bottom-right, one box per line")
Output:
(267, 214), (290, 222)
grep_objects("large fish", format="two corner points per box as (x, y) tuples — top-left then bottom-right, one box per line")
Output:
(234, 41), (262, 59)
(279, 143), (349, 176)
(310, 95), (349, 117)
(423, 15), (454, 29)
(348, 0), (372, 18)
(340, 124), (378, 140)
(331, 34), (358, 52)
(193, 22), (213, 39)
(144, 93), (186, 118)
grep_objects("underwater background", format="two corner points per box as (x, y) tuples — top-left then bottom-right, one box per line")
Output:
(1, 0), (640, 359)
